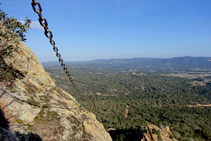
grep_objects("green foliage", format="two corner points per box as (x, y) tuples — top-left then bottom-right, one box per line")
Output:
(16, 119), (24, 124)
(169, 133), (174, 139)
(152, 129), (163, 141)
(44, 67), (211, 140)
(42, 56), (211, 71)
(0, 3), (31, 85)
(0, 3), (31, 41)
(115, 134), (126, 141)
(152, 129), (159, 134)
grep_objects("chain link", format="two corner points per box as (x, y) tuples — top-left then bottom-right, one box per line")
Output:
(31, 0), (105, 126)
(31, 0), (86, 101)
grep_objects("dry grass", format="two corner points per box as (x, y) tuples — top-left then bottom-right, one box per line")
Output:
(125, 105), (129, 119)
(96, 92), (102, 96)
(97, 72), (104, 74)
(187, 104), (211, 107)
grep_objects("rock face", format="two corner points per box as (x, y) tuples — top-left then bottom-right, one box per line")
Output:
(0, 34), (112, 140)
(139, 124), (178, 141)
(109, 124), (178, 141)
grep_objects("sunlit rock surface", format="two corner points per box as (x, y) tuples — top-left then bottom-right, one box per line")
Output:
(0, 32), (112, 140)
(140, 124), (178, 141)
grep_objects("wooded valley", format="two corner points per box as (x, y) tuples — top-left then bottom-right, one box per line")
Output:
(43, 63), (211, 141)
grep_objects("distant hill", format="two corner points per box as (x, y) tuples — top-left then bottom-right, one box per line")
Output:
(42, 56), (211, 71)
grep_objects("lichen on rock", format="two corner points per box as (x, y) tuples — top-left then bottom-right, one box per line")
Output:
(0, 32), (112, 140)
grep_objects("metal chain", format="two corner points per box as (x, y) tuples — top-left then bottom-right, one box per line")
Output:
(31, 0), (86, 101)
(90, 96), (104, 124)
(31, 0), (105, 126)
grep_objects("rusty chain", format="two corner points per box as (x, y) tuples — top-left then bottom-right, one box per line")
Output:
(90, 96), (104, 124)
(31, 0), (104, 125)
(31, 0), (86, 101)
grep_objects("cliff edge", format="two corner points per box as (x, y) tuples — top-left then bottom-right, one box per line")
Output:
(0, 30), (112, 140)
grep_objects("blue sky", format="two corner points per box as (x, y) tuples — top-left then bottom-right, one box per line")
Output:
(1, 0), (211, 62)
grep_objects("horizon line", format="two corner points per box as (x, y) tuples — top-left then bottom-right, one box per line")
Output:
(40, 56), (211, 63)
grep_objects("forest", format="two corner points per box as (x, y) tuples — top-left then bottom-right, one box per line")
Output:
(42, 56), (211, 71)
(43, 65), (211, 141)
(1, 3), (210, 140)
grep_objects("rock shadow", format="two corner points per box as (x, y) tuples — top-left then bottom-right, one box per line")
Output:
(0, 58), (25, 85)
(0, 107), (42, 141)
(108, 127), (146, 141)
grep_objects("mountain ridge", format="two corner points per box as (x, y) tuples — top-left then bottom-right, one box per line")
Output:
(42, 56), (211, 71)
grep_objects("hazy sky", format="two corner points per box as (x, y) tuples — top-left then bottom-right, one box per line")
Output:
(1, 0), (211, 62)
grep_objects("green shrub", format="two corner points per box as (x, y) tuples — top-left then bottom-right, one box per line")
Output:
(0, 3), (31, 85)
(152, 129), (163, 141)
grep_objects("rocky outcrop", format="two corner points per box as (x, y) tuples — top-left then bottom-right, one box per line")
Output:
(109, 124), (178, 141)
(0, 32), (112, 140)
(139, 124), (178, 141)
